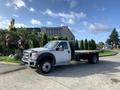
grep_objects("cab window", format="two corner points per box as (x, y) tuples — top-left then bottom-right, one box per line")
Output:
(57, 42), (68, 49)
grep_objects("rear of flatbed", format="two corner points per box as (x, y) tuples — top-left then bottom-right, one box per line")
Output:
(74, 50), (99, 64)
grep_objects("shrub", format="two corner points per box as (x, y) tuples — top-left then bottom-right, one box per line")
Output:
(84, 39), (88, 50)
(80, 40), (84, 50)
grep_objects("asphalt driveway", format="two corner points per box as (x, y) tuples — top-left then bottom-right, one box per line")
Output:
(0, 53), (120, 90)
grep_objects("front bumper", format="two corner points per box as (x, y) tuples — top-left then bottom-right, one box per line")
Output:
(22, 58), (37, 67)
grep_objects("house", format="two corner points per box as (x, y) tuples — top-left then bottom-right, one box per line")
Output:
(25, 26), (75, 40)
(103, 44), (112, 49)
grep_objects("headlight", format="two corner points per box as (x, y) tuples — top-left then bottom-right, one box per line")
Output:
(31, 51), (38, 60)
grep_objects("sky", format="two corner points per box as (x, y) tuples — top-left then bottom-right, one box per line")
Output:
(0, 0), (120, 43)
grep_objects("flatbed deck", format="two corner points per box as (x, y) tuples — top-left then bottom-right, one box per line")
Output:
(73, 50), (99, 63)
(75, 50), (99, 54)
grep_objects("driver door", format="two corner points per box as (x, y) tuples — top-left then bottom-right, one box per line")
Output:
(54, 42), (71, 65)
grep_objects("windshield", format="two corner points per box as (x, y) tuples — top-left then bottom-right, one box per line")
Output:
(44, 41), (59, 49)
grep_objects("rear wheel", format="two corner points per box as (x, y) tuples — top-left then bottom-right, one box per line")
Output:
(88, 55), (99, 64)
(37, 59), (52, 74)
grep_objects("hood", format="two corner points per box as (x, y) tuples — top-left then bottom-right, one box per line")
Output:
(24, 47), (54, 52)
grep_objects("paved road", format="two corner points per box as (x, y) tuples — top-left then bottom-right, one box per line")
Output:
(0, 53), (120, 90)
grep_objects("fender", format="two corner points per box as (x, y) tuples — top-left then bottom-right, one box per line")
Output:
(36, 52), (56, 66)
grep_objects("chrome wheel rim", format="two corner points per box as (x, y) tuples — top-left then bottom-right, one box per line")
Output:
(93, 56), (97, 63)
(42, 62), (51, 72)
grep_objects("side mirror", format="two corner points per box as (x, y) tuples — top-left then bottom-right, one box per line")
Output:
(56, 47), (59, 51)
(56, 47), (64, 51)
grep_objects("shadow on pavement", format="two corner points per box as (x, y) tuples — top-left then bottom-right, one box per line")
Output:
(45, 60), (120, 78)
(0, 64), (27, 75)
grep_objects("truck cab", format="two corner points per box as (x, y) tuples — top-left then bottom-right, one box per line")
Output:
(22, 40), (72, 73)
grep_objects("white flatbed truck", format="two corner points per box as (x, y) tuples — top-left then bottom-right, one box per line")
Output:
(22, 40), (99, 74)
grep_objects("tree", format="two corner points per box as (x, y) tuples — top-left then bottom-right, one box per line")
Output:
(84, 39), (88, 50)
(0, 30), (7, 55)
(88, 39), (97, 50)
(97, 42), (104, 49)
(9, 18), (16, 31)
(37, 32), (42, 47)
(106, 39), (111, 45)
(80, 40), (84, 50)
(88, 40), (92, 50)
(16, 28), (30, 49)
(90, 39), (97, 50)
(42, 33), (48, 46)
(6, 31), (19, 54)
(106, 28), (119, 48)
(30, 30), (40, 47)
(75, 40), (79, 50)
(48, 36), (55, 41)
(61, 36), (68, 40)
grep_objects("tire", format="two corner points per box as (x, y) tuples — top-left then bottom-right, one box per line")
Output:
(88, 55), (99, 64)
(37, 59), (52, 74)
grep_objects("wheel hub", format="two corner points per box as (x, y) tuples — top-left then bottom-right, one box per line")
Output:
(42, 62), (51, 72)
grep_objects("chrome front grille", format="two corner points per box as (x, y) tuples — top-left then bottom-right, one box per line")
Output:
(23, 52), (30, 60)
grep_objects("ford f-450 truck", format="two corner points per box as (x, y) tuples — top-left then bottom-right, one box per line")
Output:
(22, 40), (99, 74)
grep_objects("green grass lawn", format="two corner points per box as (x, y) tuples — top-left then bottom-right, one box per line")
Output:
(0, 56), (22, 64)
(99, 49), (118, 57)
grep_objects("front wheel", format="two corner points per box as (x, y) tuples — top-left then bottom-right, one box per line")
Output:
(37, 60), (52, 74)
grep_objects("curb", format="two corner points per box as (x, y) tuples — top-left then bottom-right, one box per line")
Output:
(0, 66), (27, 75)
(0, 61), (24, 65)
(0, 61), (20, 65)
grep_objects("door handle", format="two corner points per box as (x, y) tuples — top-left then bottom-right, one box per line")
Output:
(68, 50), (70, 53)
